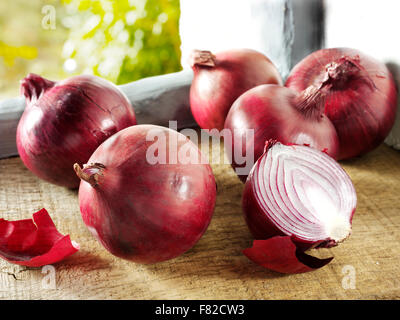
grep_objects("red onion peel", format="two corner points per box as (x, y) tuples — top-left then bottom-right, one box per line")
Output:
(17, 73), (136, 188)
(285, 48), (397, 160)
(0, 209), (79, 267)
(189, 49), (282, 131)
(243, 236), (333, 274)
(242, 141), (357, 273)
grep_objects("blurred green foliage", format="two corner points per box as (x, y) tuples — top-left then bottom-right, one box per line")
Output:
(0, 0), (181, 98)
(0, 41), (38, 67)
(62, 0), (182, 84)
(0, 0), (67, 97)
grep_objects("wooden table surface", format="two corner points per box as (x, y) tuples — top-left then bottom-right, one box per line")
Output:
(0, 138), (399, 300)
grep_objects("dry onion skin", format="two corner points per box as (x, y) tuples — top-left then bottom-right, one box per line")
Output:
(0, 209), (79, 267)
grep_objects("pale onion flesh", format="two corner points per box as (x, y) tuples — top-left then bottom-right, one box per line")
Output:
(242, 142), (357, 273)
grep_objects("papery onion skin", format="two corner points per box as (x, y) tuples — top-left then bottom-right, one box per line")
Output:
(224, 84), (339, 182)
(189, 49), (283, 131)
(243, 237), (333, 274)
(75, 125), (216, 264)
(16, 73), (136, 188)
(285, 47), (398, 160)
(242, 141), (357, 250)
(0, 208), (79, 267)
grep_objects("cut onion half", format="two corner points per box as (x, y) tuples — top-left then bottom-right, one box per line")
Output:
(242, 141), (357, 273)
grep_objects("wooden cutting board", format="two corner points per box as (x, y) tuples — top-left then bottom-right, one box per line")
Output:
(0, 138), (399, 300)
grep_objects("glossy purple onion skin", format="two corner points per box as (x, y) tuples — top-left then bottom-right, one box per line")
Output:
(190, 49), (283, 131)
(285, 48), (398, 160)
(16, 74), (136, 188)
(77, 125), (217, 264)
(224, 84), (339, 181)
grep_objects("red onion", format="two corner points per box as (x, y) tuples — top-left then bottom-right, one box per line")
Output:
(16, 73), (136, 188)
(285, 48), (398, 160)
(74, 125), (216, 264)
(242, 141), (357, 273)
(189, 49), (282, 131)
(224, 84), (339, 181)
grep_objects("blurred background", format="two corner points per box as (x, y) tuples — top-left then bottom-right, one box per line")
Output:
(0, 0), (182, 99)
(2, 0), (399, 100)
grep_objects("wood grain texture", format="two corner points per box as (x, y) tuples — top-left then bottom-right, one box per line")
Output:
(0, 139), (399, 300)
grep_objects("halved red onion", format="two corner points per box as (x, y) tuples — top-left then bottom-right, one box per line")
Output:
(242, 141), (357, 273)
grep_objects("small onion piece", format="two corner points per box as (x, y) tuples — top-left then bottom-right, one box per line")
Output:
(189, 49), (282, 131)
(74, 125), (217, 264)
(17, 73), (136, 188)
(0, 209), (79, 267)
(242, 141), (357, 273)
(285, 47), (398, 160)
(243, 236), (333, 274)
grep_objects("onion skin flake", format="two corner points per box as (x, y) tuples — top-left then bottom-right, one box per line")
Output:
(0, 209), (79, 267)
(243, 236), (333, 274)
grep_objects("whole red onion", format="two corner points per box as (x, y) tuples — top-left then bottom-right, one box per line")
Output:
(189, 49), (282, 131)
(224, 84), (339, 181)
(16, 73), (136, 188)
(74, 125), (216, 264)
(285, 48), (398, 160)
(242, 141), (357, 273)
